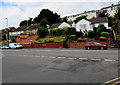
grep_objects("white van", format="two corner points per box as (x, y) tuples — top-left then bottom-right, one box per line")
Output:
(9, 43), (23, 49)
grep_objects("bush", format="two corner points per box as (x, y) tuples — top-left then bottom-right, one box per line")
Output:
(69, 35), (76, 42)
(37, 26), (49, 38)
(87, 30), (94, 38)
(97, 24), (106, 34)
(50, 28), (63, 36)
(76, 30), (83, 38)
(62, 27), (76, 35)
(100, 32), (109, 38)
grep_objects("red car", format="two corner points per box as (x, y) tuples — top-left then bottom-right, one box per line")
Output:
(85, 42), (107, 50)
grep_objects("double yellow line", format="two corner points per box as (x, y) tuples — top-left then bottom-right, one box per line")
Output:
(102, 77), (120, 85)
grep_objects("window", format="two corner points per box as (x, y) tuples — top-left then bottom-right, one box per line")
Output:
(80, 24), (86, 29)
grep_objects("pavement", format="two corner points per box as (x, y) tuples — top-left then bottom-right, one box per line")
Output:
(1, 48), (119, 83)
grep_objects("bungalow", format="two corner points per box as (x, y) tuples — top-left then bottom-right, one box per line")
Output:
(50, 22), (71, 29)
(76, 17), (108, 31)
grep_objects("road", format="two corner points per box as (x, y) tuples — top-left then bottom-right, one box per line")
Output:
(1, 48), (119, 83)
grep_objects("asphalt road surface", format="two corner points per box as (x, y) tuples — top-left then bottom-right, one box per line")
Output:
(1, 48), (119, 83)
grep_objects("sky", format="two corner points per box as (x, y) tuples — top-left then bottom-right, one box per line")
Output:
(0, 0), (120, 30)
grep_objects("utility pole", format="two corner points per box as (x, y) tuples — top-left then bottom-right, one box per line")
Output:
(5, 18), (9, 45)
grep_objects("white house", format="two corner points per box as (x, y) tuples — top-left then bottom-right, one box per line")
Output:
(58, 22), (71, 28)
(76, 19), (91, 31)
(50, 22), (71, 29)
(76, 17), (108, 31)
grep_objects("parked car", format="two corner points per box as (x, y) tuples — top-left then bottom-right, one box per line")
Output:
(85, 42), (107, 50)
(0, 46), (10, 49)
(0, 43), (22, 49)
(9, 43), (22, 49)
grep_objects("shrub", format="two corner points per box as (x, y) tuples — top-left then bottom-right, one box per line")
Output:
(97, 24), (106, 34)
(37, 26), (49, 38)
(76, 30), (83, 38)
(87, 30), (94, 38)
(62, 27), (76, 35)
(50, 28), (63, 36)
(69, 35), (76, 42)
(100, 32), (109, 38)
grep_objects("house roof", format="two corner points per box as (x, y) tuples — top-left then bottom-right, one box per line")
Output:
(50, 23), (62, 28)
(9, 27), (17, 32)
(13, 24), (40, 32)
(29, 24), (40, 30)
(88, 17), (108, 24)
(16, 26), (28, 31)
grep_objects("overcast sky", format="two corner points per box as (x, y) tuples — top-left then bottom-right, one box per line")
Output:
(0, 0), (119, 30)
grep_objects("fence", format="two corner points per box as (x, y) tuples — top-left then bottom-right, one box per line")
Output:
(21, 41), (110, 48)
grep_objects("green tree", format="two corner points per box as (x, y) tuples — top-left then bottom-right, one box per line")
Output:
(76, 30), (83, 38)
(62, 17), (68, 22)
(28, 17), (33, 26)
(87, 30), (94, 38)
(2, 33), (6, 40)
(93, 27), (97, 36)
(108, 17), (116, 27)
(97, 24), (106, 34)
(40, 18), (48, 27)
(19, 20), (28, 27)
(37, 9), (61, 25)
(37, 26), (48, 38)
(33, 17), (39, 23)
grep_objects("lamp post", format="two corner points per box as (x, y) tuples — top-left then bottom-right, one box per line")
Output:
(5, 18), (10, 45)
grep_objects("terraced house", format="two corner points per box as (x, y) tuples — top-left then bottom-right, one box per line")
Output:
(9, 24), (39, 44)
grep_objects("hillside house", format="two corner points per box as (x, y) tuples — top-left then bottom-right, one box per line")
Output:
(76, 17), (108, 31)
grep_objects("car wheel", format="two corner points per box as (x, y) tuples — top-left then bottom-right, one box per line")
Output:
(100, 47), (104, 50)
(87, 47), (91, 50)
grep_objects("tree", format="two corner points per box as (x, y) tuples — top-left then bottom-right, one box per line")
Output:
(74, 15), (87, 23)
(87, 30), (94, 38)
(19, 20), (27, 27)
(33, 17), (39, 23)
(40, 18), (48, 27)
(76, 30), (83, 38)
(93, 27), (97, 36)
(108, 17), (116, 27)
(62, 27), (76, 35)
(2, 33), (6, 40)
(28, 17), (33, 26)
(97, 24), (106, 34)
(62, 17), (68, 22)
(37, 26), (48, 38)
(37, 9), (62, 25)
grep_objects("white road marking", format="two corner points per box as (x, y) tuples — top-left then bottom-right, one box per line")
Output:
(91, 59), (101, 61)
(57, 57), (66, 59)
(68, 57), (74, 60)
(2, 54), (117, 62)
(49, 56), (56, 58)
(104, 59), (116, 62)
(79, 58), (88, 60)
